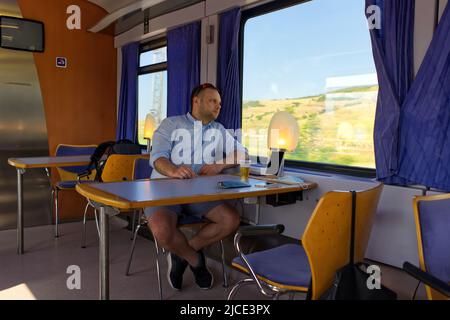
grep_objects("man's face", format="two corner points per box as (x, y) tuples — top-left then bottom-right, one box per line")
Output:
(194, 88), (221, 122)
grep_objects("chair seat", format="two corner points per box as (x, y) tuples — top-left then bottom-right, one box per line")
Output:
(56, 180), (93, 189)
(232, 243), (311, 290)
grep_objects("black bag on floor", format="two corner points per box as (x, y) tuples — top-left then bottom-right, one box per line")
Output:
(321, 191), (397, 300)
(322, 262), (397, 300)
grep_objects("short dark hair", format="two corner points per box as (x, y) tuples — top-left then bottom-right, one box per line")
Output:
(190, 83), (219, 111)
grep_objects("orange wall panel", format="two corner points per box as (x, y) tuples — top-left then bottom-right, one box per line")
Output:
(18, 0), (118, 221)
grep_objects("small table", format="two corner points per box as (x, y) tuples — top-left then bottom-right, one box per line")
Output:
(8, 155), (92, 254)
(75, 174), (317, 300)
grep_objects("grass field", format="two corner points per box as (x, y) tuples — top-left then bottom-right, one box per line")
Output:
(137, 85), (378, 169)
(242, 85), (378, 168)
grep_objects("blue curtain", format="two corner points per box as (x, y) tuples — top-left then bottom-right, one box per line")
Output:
(167, 21), (201, 117)
(366, 0), (415, 185)
(216, 7), (242, 130)
(117, 42), (139, 142)
(397, 4), (450, 190)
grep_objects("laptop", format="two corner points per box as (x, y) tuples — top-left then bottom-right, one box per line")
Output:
(250, 151), (305, 184)
(250, 150), (285, 176)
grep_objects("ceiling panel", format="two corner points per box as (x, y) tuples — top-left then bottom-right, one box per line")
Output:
(0, 0), (21, 16)
(87, 0), (139, 13)
(85, 0), (203, 35)
(115, 0), (204, 35)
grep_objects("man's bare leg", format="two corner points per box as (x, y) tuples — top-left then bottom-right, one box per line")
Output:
(148, 203), (240, 266)
(148, 204), (239, 290)
(148, 209), (198, 266)
(188, 203), (240, 254)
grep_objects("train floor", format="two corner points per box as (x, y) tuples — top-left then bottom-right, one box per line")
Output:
(0, 219), (426, 300)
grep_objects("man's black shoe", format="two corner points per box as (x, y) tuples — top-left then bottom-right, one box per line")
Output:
(167, 253), (188, 291)
(190, 250), (214, 289)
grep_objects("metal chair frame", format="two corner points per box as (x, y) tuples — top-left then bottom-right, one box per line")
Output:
(80, 154), (147, 248)
(125, 210), (229, 300)
(52, 144), (97, 238)
(227, 225), (302, 300)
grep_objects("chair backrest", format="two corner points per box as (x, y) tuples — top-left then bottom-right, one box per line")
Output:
(413, 194), (450, 300)
(55, 144), (97, 181)
(132, 158), (152, 180)
(84, 139), (142, 181)
(302, 183), (383, 300)
(101, 154), (149, 183)
(353, 184), (384, 263)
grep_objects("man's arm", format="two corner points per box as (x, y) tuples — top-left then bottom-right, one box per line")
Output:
(224, 149), (248, 168)
(150, 118), (196, 179)
(154, 157), (196, 179)
(199, 126), (249, 176)
(199, 150), (248, 176)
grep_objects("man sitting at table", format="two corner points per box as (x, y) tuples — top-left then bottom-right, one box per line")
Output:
(145, 83), (247, 291)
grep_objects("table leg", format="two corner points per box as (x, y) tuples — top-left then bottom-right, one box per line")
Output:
(99, 206), (109, 300)
(254, 199), (261, 225)
(54, 188), (59, 238)
(17, 168), (25, 255)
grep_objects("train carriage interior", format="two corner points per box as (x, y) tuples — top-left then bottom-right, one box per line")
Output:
(0, 0), (449, 303)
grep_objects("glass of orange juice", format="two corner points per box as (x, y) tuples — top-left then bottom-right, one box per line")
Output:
(239, 159), (251, 182)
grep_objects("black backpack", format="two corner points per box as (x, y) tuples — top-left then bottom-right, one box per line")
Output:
(78, 139), (142, 182)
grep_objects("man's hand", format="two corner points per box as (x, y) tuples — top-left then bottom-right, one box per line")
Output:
(154, 158), (196, 179)
(199, 164), (225, 176)
(170, 165), (197, 179)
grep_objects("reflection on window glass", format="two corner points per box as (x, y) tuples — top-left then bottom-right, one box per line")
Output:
(138, 71), (167, 145)
(242, 0), (377, 169)
(140, 47), (167, 67)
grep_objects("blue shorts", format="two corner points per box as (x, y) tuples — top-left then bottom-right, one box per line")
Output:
(144, 200), (226, 220)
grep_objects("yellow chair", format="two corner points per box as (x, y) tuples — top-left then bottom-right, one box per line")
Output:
(53, 144), (97, 237)
(81, 153), (149, 248)
(101, 154), (149, 182)
(228, 183), (383, 300)
(402, 194), (450, 300)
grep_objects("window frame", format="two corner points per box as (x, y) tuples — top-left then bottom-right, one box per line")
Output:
(136, 37), (168, 147)
(239, 0), (376, 178)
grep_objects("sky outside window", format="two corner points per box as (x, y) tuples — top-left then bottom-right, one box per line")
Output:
(137, 46), (168, 145)
(242, 0), (378, 169)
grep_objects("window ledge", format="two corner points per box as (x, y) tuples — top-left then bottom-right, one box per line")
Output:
(283, 166), (378, 183)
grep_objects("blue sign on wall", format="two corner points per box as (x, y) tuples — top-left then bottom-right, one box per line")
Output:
(56, 57), (67, 68)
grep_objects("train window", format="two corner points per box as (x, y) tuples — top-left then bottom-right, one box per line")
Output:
(140, 46), (167, 67)
(241, 0), (378, 175)
(137, 39), (167, 145)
